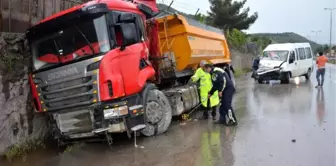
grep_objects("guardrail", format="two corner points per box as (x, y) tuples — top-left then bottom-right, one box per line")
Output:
(327, 63), (335, 79)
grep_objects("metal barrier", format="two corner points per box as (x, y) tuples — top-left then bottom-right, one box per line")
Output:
(329, 64), (335, 78)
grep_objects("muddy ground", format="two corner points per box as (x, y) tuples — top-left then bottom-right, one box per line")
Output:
(1, 64), (335, 166)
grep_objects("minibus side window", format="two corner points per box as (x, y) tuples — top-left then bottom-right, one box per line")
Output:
(305, 47), (312, 59)
(295, 48), (299, 60)
(298, 48), (306, 60)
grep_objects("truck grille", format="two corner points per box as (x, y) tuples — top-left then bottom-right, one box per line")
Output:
(39, 75), (99, 111)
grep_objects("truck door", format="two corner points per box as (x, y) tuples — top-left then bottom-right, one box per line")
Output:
(106, 12), (152, 96)
(295, 48), (305, 76)
(287, 50), (299, 77)
(297, 47), (307, 75)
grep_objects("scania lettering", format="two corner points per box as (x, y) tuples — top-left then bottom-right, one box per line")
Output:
(47, 67), (80, 81)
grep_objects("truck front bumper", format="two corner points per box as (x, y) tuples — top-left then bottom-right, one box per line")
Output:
(256, 69), (287, 81)
(51, 102), (145, 140)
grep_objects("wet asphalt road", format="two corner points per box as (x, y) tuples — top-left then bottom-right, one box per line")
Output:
(3, 64), (336, 166)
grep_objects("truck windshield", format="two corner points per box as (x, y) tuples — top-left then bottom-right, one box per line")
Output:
(31, 15), (111, 71)
(262, 51), (289, 61)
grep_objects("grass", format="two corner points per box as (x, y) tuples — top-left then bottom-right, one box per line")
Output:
(4, 139), (45, 162)
(63, 143), (85, 153)
(0, 53), (23, 71)
(234, 68), (250, 78)
(4, 139), (85, 162)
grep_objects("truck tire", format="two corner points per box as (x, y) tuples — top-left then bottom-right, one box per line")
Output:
(304, 68), (311, 80)
(141, 89), (172, 137)
(281, 72), (290, 84)
(258, 79), (263, 84)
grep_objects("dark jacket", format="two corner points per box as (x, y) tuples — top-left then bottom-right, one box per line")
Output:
(252, 58), (260, 70)
(209, 67), (234, 95)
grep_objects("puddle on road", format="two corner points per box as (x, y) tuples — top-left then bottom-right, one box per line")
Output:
(1, 75), (334, 166)
(0, 77), (252, 166)
(0, 145), (60, 166)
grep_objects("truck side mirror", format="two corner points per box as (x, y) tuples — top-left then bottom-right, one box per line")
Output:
(120, 23), (138, 51)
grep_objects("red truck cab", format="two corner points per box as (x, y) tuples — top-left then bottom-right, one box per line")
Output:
(26, 0), (172, 145)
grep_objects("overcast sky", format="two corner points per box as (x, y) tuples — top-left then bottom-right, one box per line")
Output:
(160, 0), (336, 45)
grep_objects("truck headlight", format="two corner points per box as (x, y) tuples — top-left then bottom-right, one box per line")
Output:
(104, 105), (128, 119)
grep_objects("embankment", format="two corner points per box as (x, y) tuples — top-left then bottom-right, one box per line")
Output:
(0, 33), (48, 155)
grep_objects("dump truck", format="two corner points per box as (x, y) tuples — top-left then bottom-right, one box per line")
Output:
(26, 0), (233, 145)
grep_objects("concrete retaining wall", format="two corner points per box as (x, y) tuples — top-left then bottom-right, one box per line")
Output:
(0, 32), (48, 155)
(231, 50), (253, 70)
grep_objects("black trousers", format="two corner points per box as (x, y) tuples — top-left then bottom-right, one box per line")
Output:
(201, 98), (217, 118)
(219, 86), (236, 123)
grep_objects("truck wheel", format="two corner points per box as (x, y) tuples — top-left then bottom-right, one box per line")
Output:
(141, 89), (172, 137)
(281, 72), (290, 84)
(304, 68), (311, 80)
(258, 79), (263, 84)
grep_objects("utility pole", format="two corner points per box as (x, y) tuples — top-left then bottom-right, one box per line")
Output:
(166, 0), (174, 12)
(324, 8), (336, 56)
(194, 8), (200, 16)
(311, 30), (321, 43)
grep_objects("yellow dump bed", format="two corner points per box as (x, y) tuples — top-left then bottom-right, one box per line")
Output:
(156, 14), (231, 71)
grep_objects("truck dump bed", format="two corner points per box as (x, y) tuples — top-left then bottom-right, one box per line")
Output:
(155, 14), (231, 71)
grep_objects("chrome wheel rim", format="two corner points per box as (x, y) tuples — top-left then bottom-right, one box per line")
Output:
(146, 101), (163, 124)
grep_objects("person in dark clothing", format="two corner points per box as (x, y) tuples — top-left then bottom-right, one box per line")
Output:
(251, 56), (260, 78)
(204, 64), (237, 126)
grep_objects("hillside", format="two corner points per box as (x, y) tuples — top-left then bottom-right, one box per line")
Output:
(157, 4), (321, 52)
(250, 32), (321, 52)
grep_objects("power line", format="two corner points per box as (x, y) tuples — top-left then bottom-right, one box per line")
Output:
(161, 0), (208, 14)
(174, 0), (208, 13)
(173, 0), (201, 9)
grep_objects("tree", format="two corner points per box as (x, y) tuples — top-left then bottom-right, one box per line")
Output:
(323, 44), (330, 52)
(226, 28), (248, 51)
(332, 45), (336, 50)
(194, 13), (207, 24)
(248, 36), (271, 53)
(315, 44), (332, 54)
(207, 0), (258, 31)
